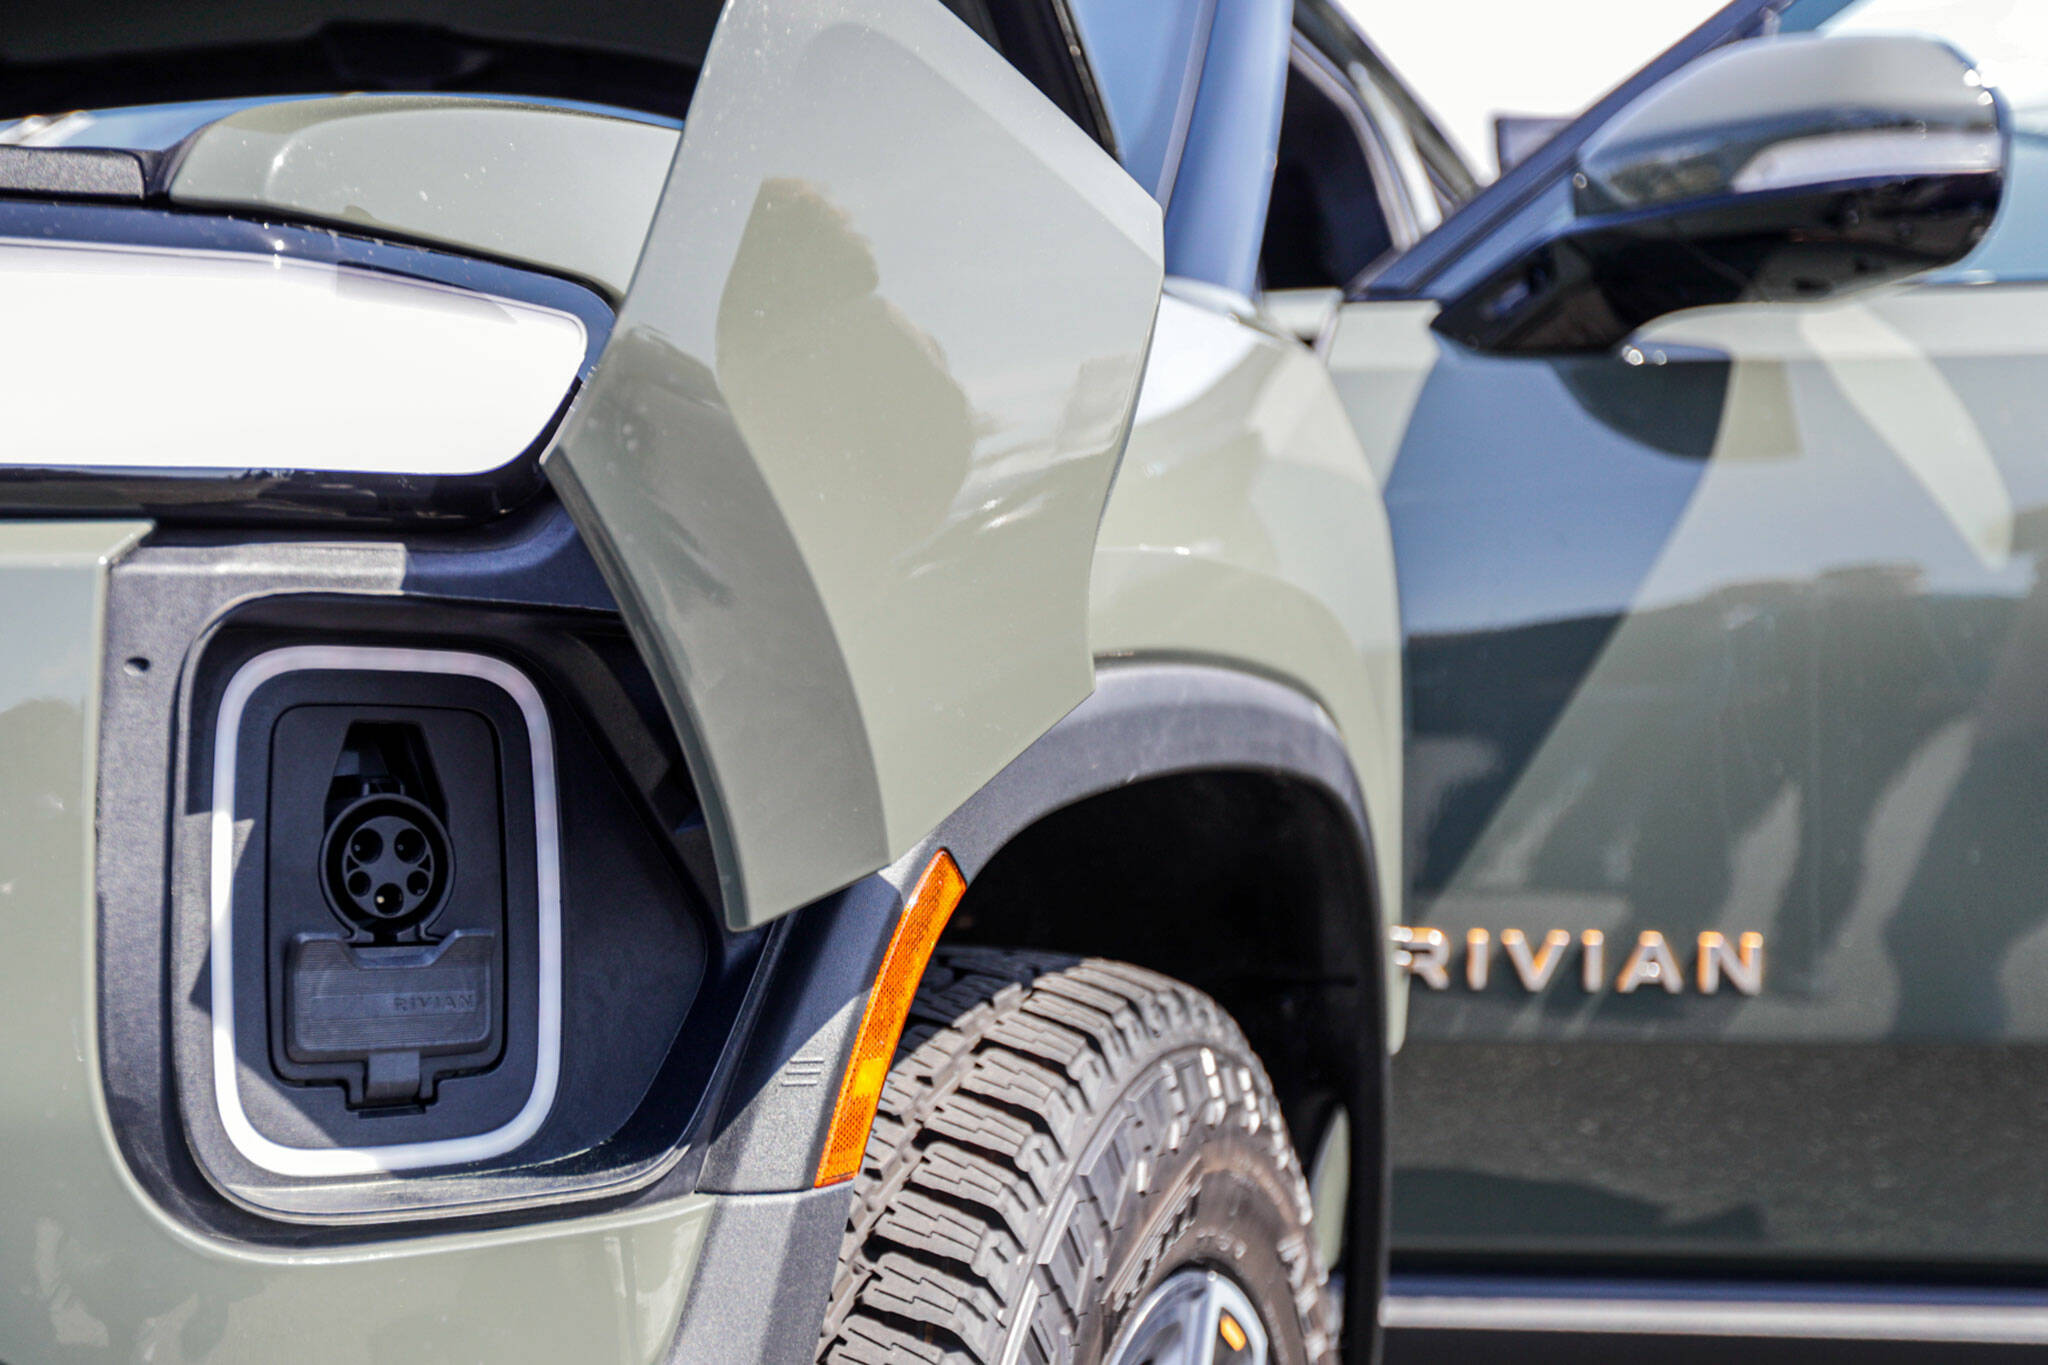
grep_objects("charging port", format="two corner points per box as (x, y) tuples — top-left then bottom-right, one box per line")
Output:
(265, 706), (513, 1111)
(324, 791), (453, 932)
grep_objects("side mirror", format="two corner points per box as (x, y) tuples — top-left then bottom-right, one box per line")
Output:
(1435, 33), (2006, 354)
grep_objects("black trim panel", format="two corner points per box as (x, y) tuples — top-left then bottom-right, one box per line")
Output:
(932, 659), (1376, 880)
(1385, 1276), (2048, 1360)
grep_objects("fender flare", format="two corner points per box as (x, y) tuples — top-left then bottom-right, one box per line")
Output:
(700, 658), (1385, 1193)
(915, 658), (1377, 885)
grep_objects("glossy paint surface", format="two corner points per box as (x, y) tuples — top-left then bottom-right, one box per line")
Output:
(1333, 272), (2048, 1262)
(549, 0), (1163, 926)
(0, 521), (714, 1363)
(171, 95), (680, 302)
(1091, 290), (1406, 1035)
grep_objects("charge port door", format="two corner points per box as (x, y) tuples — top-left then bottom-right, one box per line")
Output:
(545, 0), (1164, 927)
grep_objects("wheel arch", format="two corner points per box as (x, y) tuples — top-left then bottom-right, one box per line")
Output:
(916, 658), (1392, 1364)
(921, 660), (1387, 1025)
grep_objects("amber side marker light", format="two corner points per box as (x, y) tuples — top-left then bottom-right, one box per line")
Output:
(815, 848), (967, 1187)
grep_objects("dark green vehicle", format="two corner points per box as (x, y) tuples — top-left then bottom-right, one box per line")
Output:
(0, 0), (2029, 1361)
(1352, 2), (2048, 1360)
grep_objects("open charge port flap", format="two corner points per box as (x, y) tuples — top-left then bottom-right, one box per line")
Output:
(287, 931), (500, 1106)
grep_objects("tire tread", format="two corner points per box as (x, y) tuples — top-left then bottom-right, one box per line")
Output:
(816, 947), (1336, 1365)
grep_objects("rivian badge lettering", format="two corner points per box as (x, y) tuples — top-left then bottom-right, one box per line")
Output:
(1391, 926), (1766, 996)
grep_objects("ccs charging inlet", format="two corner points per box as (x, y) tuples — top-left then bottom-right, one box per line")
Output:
(275, 716), (505, 1109)
(322, 792), (453, 932)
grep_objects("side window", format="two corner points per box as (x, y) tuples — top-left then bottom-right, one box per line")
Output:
(1784, 0), (2045, 282)
(1262, 42), (1394, 289)
(1260, 40), (1409, 290)
(1352, 68), (1449, 234)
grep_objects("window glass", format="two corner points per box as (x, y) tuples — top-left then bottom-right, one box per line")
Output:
(1064, 0), (1215, 204)
(1261, 47), (1399, 289)
(1782, 0), (2048, 282)
(1353, 66), (1445, 234)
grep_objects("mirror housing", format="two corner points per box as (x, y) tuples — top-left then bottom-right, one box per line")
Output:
(1435, 33), (2006, 355)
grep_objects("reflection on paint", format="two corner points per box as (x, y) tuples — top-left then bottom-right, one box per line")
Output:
(1374, 284), (2048, 1047)
(1800, 300), (2011, 569)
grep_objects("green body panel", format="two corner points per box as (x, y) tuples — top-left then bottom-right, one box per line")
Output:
(1090, 290), (1407, 1042)
(0, 521), (714, 1364)
(548, 0), (1164, 927)
(1333, 272), (2048, 1261)
(171, 96), (679, 301)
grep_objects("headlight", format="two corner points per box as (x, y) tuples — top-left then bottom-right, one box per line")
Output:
(0, 201), (609, 523)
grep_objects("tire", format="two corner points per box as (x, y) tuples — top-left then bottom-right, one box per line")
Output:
(816, 946), (1339, 1365)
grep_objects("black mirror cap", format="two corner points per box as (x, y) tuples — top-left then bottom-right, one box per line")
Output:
(1434, 33), (2008, 356)
(1434, 168), (2003, 354)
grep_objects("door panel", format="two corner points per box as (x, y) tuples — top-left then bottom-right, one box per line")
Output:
(548, 0), (1163, 926)
(1088, 291), (1408, 1033)
(1330, 280), (2048, 1265)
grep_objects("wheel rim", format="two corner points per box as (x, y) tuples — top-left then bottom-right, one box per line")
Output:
(1104, 1267), (1270, 1365)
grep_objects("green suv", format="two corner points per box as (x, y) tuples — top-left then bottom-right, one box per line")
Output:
(0, 0), (2024, 1362)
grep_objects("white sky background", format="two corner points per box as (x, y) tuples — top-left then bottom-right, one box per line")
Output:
(1335, 0), (1725, 177)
